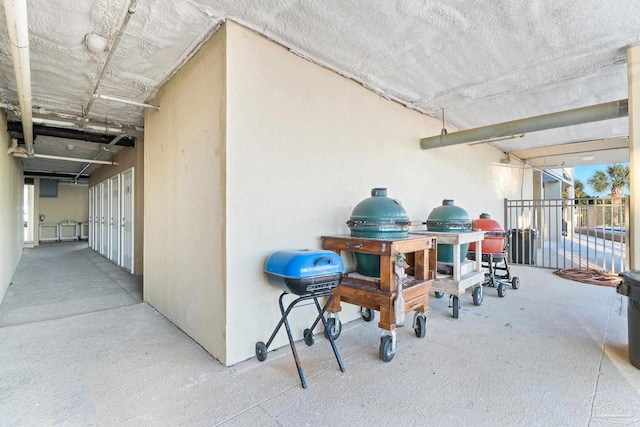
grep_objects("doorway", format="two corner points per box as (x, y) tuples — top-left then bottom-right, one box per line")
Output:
(23, 182), (34, 247)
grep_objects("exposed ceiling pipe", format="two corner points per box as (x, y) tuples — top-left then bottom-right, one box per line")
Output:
(84, 0), (139, 118)
(420, 99), (629, 150)
(12, 152), (119, 165)
(73, 134), (124, 181)
(95, 93), (159, 110)
(3, 0), (34, 156)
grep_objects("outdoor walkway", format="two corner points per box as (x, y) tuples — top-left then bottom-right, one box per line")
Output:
(1, 242), (639, 426)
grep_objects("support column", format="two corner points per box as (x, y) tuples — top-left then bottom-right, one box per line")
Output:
(628, 45), (640, 270)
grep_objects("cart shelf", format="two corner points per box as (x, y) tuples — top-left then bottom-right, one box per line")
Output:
(410, 230), (485, 318)
(321, 234), (436, 361)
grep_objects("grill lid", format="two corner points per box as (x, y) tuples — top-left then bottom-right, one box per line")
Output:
(347, 188), (410, 231)
(265, 249), (344, 279)
(426, 199), (472, 230)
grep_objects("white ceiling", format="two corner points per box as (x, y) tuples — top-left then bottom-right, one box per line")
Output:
(1, 0), (639, 178)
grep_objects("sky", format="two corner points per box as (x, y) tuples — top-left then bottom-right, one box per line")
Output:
(572, 162), (629, 197)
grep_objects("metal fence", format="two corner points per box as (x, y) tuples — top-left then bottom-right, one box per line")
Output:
(504, 197), (628, 273)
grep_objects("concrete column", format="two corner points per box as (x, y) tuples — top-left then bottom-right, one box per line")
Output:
(545, 180), (562, 241)
(628, 45), (640, 270)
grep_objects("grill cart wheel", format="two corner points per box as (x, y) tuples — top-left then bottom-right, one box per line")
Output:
(414, 314), (426, 338)
(511, 276), (520, 289)
(360, 307), (375, 322)
(303, 329), (315, 346)
(324, 317), (342, 340)
(498, 283), (506, 297)
(379, 335), (395, 362)
(473, 286), (483, 306)
(452, 296), (459, 319)
(256, 341), (268, 362)
(434, 291), (444, 298)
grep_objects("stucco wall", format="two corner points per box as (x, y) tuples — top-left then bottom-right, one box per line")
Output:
(90, 141), (145, 275)
(224, 22), (532, 364)
(142, 21), (532, 366)
(38, 182), (88, 224)
(144, 27), (227, 362)
(0, 111), (24, 303)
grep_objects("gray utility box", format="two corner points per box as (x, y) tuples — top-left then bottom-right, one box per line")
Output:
(617, 271), (640, 370)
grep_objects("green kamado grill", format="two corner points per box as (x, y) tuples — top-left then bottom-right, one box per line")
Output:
(347, 188), (409, 277)
(426, 199), (472, 263)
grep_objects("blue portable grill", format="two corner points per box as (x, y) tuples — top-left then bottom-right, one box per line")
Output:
(256, 249), (345, 388)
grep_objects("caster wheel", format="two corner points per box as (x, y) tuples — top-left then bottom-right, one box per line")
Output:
(255, 341), (267, 362)
(361, 307), (375, 322)
(498, 283), (506, 297)
(511, 277), (520, 290)
(473, 286), (483, 306)
(324, 317), (342, 340)
(303, 328), (314, 346)
(414, 315), (426, 338)
(434, 291), (444, 299)
(379, 335), (395, 362)
(452, 296), (459, 319)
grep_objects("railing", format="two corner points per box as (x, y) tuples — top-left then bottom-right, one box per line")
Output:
(504, 197), (628, 273)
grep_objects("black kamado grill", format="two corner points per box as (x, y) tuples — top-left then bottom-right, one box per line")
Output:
(256, 249), (345, 388)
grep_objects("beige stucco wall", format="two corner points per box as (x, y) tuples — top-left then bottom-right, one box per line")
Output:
(0, 111), (24, 303)
(90, 141), (145, 275)
(143, 21), (532, 365)
(144, 26), (227, 361)
(223, 22), (532, 364)
(38, 182), (88, 224)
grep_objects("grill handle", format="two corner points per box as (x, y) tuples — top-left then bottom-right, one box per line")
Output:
(314, 257), (334, 266)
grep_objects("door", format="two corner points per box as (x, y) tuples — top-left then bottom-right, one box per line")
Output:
(121, 168), (134, 273)
(94, 184), (101, 251)
(109, 175), (120, 264)
(88, 186), (93, 248)
(101, 180), (110, 256)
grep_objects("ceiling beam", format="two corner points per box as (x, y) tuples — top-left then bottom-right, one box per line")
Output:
(24, 171), (89, 180)
(420, 100), (629, 150)
(7, 121), (136, 146)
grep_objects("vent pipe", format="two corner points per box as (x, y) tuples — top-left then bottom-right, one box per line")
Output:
(420, 99), (629, 150)
(3, 0), (34, 156)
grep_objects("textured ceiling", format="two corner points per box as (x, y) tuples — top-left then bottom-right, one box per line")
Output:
(1, 0), (639, 177)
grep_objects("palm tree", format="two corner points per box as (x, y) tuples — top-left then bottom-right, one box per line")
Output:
(565, 179), (589, 199)
(587, 163), (629, 199)
(574, 179), (590, 198)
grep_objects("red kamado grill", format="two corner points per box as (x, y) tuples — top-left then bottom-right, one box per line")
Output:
(256, 249), (345, 388)
(467, 213), (520, 297)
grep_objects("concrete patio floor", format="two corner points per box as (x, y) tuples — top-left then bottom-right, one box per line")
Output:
(1, 242), (639, 426)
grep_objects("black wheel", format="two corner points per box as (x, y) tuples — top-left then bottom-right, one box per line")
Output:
(255, 341), (267, 362)
(434, 291), (444, 299)
(379, 335), (395, 362)
(361, 307), (375, 322)
(511, 277), (520, 290)
(324, 317), (342, 340)
(414, 315), (426, 338)
(498, 283), (506, 297)
(473, 286), (483, 306)
(303, 328), (314, 346)
(452, 296), (459, 319)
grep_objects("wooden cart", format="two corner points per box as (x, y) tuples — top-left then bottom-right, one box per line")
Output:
(321, 235), (436, 361)
(410, 230), (485, 318)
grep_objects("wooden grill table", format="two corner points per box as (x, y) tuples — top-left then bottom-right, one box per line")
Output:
(321, 235), (436, 362)
(410, 230), (485, 319)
